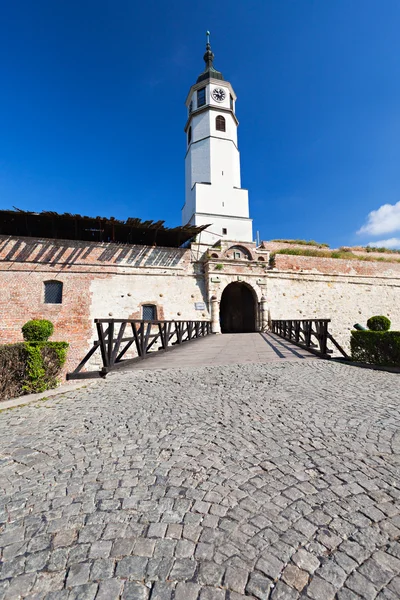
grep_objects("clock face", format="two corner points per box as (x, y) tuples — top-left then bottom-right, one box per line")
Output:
(212, 87), (226, 102)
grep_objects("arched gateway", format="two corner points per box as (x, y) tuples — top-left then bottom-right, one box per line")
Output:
(220, 282), (257, 333)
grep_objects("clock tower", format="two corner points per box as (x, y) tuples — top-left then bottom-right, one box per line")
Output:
(182, 33), (253, 247)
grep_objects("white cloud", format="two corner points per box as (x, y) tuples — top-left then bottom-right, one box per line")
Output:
(357, 200), (400, 236)
(367, 238), (400, 249)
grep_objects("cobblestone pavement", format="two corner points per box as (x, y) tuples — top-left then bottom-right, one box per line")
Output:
(0, 360), (400, 600)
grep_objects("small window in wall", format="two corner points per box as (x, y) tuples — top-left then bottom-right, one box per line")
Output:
(230, 95), (234, 110)
(234, 251), (241, 260)
(216, 115), (226, 132)
(197, 87), (206, 107)
(44, 281), (63, 304)
(222, 228), (227, 235)
(188, 126), (192, 145)
(142, 304), (157, 321)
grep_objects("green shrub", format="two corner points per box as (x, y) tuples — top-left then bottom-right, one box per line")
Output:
(0, 344), (28, 401)
(350, 331), (400, 367)
(22, 319), (54, 342)
(269, 253), (276, 268)
(0, 341), (68, 400)
(367, 315), (391, 331)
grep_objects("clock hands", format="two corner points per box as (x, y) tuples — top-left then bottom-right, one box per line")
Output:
(212, 88), (225, 102)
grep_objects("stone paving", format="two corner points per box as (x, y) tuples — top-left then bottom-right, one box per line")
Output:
(0, 356), (400, 599)
(129, 333), (318, 370)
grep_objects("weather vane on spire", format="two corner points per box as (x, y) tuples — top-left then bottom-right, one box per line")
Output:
(206, 30), (211, 48)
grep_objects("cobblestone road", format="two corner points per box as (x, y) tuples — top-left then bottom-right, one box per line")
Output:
(0, 360), (400, 600)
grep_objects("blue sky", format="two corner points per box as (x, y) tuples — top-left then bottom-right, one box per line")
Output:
(1, 0), (400, 248)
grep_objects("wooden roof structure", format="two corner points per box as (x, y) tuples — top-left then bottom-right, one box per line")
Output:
(0, 209), (208, 248)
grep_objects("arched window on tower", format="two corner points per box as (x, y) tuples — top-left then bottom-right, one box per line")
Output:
(216, 116), (226, 132)
(188, 126), (192, 146)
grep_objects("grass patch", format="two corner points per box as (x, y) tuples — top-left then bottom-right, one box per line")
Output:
(272, 248), (400, 263)
(271, 239), (329, 248)
(363, 246), (400, 254)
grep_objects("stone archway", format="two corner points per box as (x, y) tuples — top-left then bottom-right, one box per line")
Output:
(220, 282), (257, 333)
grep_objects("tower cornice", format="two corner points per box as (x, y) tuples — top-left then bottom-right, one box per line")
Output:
(184, 105), (239, 133)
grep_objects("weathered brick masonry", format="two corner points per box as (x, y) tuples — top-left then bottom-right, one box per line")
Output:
(1, 234), (400, 377)
(0, 235), (207, 375)
(274, 253), (400, 276)
(267, 255), (400, 350)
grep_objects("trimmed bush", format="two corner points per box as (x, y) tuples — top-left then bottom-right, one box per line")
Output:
(0, 341), (69, 401)
(350, 331), (400, 367)
(22, 319), (54, 342)
(0, 344), (28, 401)
(367, 315), (391, 331)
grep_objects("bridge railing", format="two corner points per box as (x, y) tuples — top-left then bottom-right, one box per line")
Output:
(67, 319), (212, 380)
(271, 319), (349, 359)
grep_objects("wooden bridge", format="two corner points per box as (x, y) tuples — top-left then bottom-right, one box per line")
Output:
(67, 318), (348, 379)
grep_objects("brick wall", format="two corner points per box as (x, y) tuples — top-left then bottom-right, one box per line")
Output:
(2, 234), (400, 379)
(274, 253), (400, 276)
(261, 241), (328, 253)
(0, 236), (206, 377)
(0, 270), (103, 375)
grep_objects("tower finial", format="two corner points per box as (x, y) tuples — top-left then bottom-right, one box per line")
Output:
(203, 30), (214, 69)
(196, 30), (224, 82)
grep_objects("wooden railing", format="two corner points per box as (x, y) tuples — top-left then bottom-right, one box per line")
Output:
(271, 319), (349, 359)
(67, 319), (211, 380)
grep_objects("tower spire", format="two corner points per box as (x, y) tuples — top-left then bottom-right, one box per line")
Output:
(203, 30), (214, 69)
(197, 30), (224, 83)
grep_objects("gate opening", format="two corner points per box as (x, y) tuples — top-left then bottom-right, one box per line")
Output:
(220, 282), (256, 333)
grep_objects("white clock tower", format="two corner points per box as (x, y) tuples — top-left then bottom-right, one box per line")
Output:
(182, 33), (253, 246)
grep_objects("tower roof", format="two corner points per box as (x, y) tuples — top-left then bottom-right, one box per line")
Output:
(196, 31), (225, 83)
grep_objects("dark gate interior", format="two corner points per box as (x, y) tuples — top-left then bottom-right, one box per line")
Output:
(220, 283), (256, 333)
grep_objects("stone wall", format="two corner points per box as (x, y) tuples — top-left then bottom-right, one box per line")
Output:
(262, 240), (400, 261)
(1, 234), (400, 377)
(261, 241), (329, 252)
(274, 253), (400, 277)
(266, 271), (400, 353)
(0, 236), (209, 376)
(202, 247), (400, 352)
